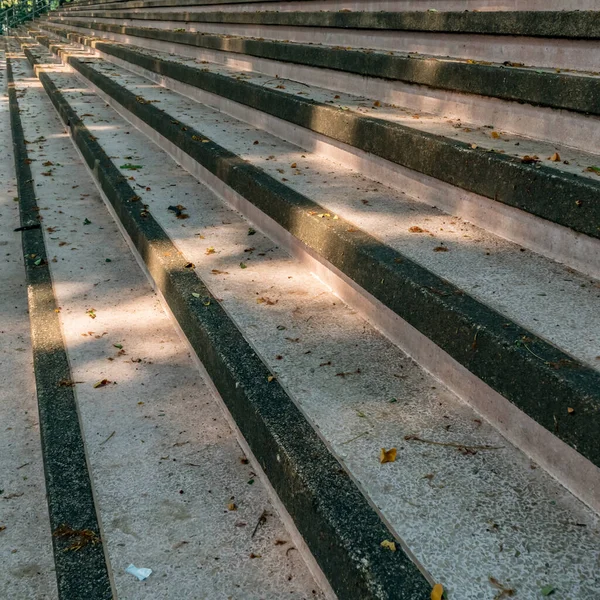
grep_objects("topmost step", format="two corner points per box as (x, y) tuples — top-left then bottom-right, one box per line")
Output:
(58, 0), (600, 13)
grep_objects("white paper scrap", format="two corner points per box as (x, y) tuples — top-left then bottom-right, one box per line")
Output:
(125, 564), (152, 581)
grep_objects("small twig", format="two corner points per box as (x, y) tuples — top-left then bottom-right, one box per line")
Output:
(261, 76), (310, 88)
(99, 431), (115, 445)
(16, 462), (31, 470)
(404, 435), (502, 453)
(340, 431), (369, 445)
(251, 510), (267, 538)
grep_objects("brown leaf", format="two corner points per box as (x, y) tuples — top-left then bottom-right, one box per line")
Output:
(431, 583), (444, 600)
(379, 448), (397, 464)
(521, 155), (540, 164)
(93, 379), (111, 388)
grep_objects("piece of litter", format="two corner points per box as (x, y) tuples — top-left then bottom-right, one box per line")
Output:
(125, 564), (152, 581)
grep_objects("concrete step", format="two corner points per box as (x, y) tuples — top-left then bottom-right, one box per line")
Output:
(9, 32), (600, 600)
(29, 26), (600, 279)
(56, 0), (600, 15)
(39, 21), (600, 154)
(45, 10), (600, 71)
(4, 38), (331, 600)
(17, 28), (600, 507)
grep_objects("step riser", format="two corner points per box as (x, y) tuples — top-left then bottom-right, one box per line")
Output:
(40, 23), (600, 155)
(49, 16), (600, 73)
(36, 28), (600, 281)
(46, 45), (600, 516)
(59, 0), (600, 14)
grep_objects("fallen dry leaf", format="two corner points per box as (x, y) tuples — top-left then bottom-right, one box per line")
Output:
(379, 448), (397, 464)
(206, 247), (216, 255)
(521, 155), (540, 164)
(431, 583), (444, 600)
(93, 379), (111, 388)
(380, 539), (396, 551)
(53, 524), (99, 551)
(548, 152), (561, 162)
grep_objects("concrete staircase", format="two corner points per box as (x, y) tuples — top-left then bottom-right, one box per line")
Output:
(2, 1), (599, 598)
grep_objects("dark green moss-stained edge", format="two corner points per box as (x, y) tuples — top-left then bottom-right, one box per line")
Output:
(50, 9), (600, 39)
(43, 21), (600, 117)
(5, 45), (113, 600)
(18, 38), (433, 600)
(33, 25), (600, 240)
(27, 35), (600, 471)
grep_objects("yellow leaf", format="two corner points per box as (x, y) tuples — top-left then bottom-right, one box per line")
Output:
(548, 152), (561, 162)
(267, 375), (275, 382)
(206, 247), (216, 255)
(380, 540), (396, 552)
(379, 448), (397, 464)
(431, 583), (444, 600)
(491, 131), (500, 139)
(227, 502), (237, 511)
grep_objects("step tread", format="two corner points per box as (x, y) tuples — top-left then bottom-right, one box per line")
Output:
(28, 34), (600, 372)
(7, 40), (328, 600)
(19, 35), (600, 600)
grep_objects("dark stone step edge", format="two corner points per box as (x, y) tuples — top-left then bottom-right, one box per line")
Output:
(38, 23), (600, 240)
(31, 34), (600, 470)
(51, 9), (600, 39)
(5, 45), (113, 600)
(18, 37), (433, 600)
(62, 0), (281, 10)
(44, 21), (600, 117)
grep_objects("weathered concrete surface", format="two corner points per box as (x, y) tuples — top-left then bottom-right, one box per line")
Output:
(16, 35), (600, 600)
(22, 35), (600, 486)
(0, 47), (58, 600)
(7, 41), (330, 600)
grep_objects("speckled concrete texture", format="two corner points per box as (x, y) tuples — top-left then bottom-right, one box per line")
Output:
(46, 15), (600, 73)
(24, 38), (600, 363)
(20, 33), (600, 510)
(15, 38), (600, 599)
(52, 0), (600, 15)
(0, 48), (58, 600)
(7, 42), (327, 600)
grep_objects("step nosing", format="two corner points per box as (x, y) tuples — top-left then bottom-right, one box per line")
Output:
(5, 44), (113, 600)
(37, 23), (600, 241)
(18, 37), (434, 600)
(25, 33), (600, 472)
